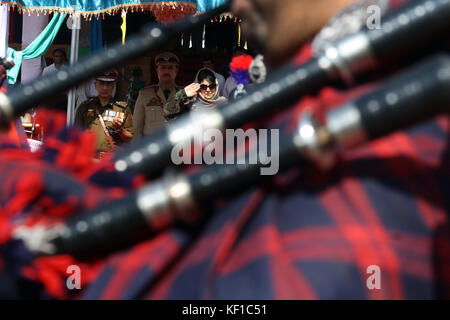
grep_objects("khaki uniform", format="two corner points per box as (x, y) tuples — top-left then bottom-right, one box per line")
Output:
(75, 97), (134, 153)
(132, 84), (183, 138)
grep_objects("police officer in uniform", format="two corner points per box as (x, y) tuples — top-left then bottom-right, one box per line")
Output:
(132, 52), (183, 138)
(75, 69), (133, 156)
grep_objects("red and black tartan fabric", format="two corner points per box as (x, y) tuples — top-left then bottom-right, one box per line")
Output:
(0, 107), (143, 299)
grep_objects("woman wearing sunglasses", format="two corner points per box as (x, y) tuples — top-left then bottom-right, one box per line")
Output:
(164, 68), (227, 119)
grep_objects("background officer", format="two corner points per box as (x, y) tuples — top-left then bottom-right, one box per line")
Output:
(132, 52), (183, 138)
(75, 69), (133, 156)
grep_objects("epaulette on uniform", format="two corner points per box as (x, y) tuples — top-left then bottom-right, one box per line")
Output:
(113, 101), (128, 109)
(143, 84), (158, 89)
(78, 97), (96, 108)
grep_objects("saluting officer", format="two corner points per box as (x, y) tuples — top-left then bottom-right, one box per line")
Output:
(132, 52), (183, 138)
(75, 69), (133, 157)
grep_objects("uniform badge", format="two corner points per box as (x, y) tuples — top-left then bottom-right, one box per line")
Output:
(147, 97), (159, 106)
(103, 110), (124, 122)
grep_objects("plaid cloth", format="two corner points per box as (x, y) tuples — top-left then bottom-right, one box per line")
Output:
(0, 107), (140, 299)
(78, 57), (450, 299)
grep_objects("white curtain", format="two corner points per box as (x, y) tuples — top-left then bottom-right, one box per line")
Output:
(0, 4), (8, 57)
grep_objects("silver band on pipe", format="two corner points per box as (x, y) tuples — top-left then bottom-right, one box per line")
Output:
(326, 102), (368, 149)
(293, 112), (335, 169)
(137, 175), (198, 228)
(318, 31), (377, 84)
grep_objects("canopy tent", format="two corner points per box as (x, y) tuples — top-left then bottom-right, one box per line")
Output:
(0, 0), (227, 22)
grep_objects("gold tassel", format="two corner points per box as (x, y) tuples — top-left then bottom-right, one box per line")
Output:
(238, 23), (241, 47)
(121, 10), (127, 45)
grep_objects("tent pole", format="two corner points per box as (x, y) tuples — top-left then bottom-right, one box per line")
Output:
(0, 4), (9, 59)
(66, 6), (80, 127)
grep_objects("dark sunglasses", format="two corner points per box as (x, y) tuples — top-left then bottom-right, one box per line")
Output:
(200, 84), (216, 91)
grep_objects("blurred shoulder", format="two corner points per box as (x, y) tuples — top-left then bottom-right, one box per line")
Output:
(77, 97), (97, 110)
(138, 85), (159, 97)
(217, 96), (228, 104)
(141, 84), (158, 91)
(113, 101), (129, 109)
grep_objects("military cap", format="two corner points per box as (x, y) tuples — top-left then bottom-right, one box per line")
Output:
(95, 69), (119, 82)
(155, 52), (180, 65)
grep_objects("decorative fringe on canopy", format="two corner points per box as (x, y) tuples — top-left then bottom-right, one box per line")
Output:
(204, 12), (241, 23)
(0, 1), (197, 23)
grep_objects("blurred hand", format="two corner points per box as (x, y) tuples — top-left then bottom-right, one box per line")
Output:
(112, 116), (123, 129)
(184, 83), (201, 98)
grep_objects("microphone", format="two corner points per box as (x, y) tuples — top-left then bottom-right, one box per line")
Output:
(113, 0), (450, 178)
(26, 53), (450, 258)
(0, 3), (230, 128)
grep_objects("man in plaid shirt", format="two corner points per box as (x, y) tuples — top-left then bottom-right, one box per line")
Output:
(74, 0), (449, 300)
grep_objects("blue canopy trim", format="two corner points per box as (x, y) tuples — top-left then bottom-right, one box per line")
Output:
(0, 1), (198, 22)
(195, 0), (226, 12)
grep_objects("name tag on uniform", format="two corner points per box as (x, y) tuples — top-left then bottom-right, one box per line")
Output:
(103, 110), (124, 122)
